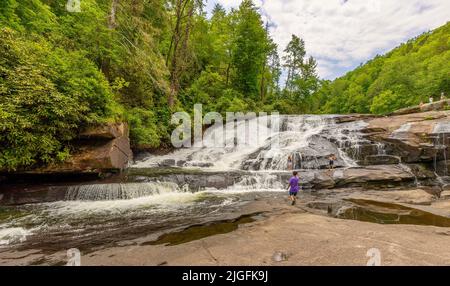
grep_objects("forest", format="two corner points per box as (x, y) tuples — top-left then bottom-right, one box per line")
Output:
(314, 22), (450, 115)
(0, 0), (449, 170)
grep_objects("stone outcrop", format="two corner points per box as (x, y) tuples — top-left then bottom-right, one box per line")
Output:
(360, 110), (450, 174)
(362, 155), (400, 165)
(31, 123), (132, 174)
(126, 164), (427, 191)
(58, 122), (132, 172)
(1, 123), (132, 186)
(390, 99), (450, 116)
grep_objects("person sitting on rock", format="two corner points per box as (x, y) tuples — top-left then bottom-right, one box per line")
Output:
(429, 96), (434, 104)
(287, 171), (300, 206)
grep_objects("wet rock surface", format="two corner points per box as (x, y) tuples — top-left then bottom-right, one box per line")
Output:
(1, 108), (450, 266)
(362, 155), (401, 165)
(363, 110), (450, 167)
(11, 207), (449, 266)
(1, 181), (450, 265)
(0, 164), (437, 205)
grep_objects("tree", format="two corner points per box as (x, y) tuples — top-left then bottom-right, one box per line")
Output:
(209, 4), (235, 86)
(312, 21), (450, 114)
(283, 35), (306, 93)
(0, 28), (115, 170)
(231, 0), (270, 99)
(166, 0), (203, 108)
(266, 44), (282, 100)
(281, 34), (319, 111)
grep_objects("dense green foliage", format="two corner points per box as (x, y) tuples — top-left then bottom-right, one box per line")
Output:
(0, 0), (288, 170)
(1, 0), (448, 170)
(0, 10), (116, 170)
(0, 0), (170, 170)
(312, 22), (450, 115)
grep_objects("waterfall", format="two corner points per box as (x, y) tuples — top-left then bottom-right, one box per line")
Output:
(432, 122), (449, 177)
(64, 182), (183, 201)
(134, 115), (369, 171)
(398, 163), (420, 187)
(228, 173), (284, 191)
(430, 123), (450, 190)
(433, 133), (448, 176)
(376, 142), (387, 155)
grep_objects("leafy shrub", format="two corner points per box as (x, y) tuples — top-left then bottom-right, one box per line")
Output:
(0, 28), (116, 170)
(126, 108), (161, 149)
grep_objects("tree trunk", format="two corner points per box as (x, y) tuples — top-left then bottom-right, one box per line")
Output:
(225, 62), (231, 87)
(167, 0), (195, 108)
(260, 64), (266, 101)
(108, 0), (119, 29)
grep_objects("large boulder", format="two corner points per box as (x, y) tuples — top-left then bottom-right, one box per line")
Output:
(40, 122), (132, 173)
(363, 110), (450, 164)
(79, 122), (128, 140)
(346, 189), (436, 205)
(332, 165), (417, 188)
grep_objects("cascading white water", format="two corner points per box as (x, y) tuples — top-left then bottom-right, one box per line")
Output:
(433, 133), (448, 176)
(0, 115), (375, 249)
(431, 123), (449, 185)
(64, 182), (183, 201)
(398, 163), (420, 187)
(223, 174), (285, 192)
(134, 115), (369, 171)
(0, 228), (31, 246)
(375, 142), (387, 155)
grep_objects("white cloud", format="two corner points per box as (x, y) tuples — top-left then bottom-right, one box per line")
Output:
(209, 0), (450, 79)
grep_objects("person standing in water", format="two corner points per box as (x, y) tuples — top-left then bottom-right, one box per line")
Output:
(287, 155), (293, 171)
(287, 171), (300, 206)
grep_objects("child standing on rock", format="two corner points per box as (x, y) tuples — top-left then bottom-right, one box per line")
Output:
(287, 171), (300, 206)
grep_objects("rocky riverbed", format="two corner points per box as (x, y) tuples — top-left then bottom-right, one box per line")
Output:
(1, 188), (449, 266)
(1, 102), (449, 266)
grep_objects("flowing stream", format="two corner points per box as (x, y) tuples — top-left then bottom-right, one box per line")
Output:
(0, 115), (407, 255)
(135, 115), (369, 170)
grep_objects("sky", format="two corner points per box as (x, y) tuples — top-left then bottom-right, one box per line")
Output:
(205, 0), (450, 80)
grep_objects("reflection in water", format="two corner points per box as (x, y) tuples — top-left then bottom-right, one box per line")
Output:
(145, 213), (261, 246)
(338, 199), (450, 227)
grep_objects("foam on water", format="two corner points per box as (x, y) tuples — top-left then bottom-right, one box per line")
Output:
(0, 227), (32, 247)
(0, 115), (374, 249)
(64, 182), (182, 201)
(134, 115), (369, 171)
(51, 191), (200, 215)
(205, 173), (286, 194)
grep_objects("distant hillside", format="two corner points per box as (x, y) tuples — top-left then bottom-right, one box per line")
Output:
(315, 22), (450, 114)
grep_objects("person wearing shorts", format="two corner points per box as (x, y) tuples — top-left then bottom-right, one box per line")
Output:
(328, 154), (336, 170)
(287, 171), (300, 205)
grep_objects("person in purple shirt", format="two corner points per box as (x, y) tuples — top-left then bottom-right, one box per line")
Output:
(287, 171), (300, 205)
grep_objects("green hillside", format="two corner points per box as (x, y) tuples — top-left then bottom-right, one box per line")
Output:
(0, 0), (283, 170)
(313, 22), (450, 114)
(0, 0), (448, 171)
